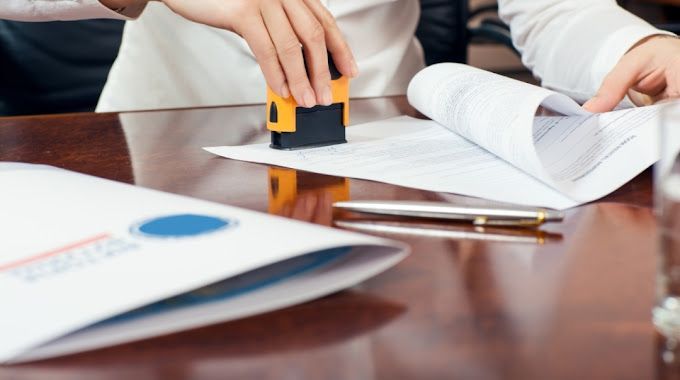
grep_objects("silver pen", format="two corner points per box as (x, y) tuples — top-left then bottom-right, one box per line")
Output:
(334, 220), (563, 244)
(333, 200), (565, 227)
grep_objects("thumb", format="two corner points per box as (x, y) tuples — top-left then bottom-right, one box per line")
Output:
(583, 56), (644, 113)
(582, 95), (618, 114)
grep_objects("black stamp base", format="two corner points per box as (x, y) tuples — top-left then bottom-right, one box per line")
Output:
(270, 103), (347, 150)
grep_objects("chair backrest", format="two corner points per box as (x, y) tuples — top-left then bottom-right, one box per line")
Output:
(619, 0), (680, 34)
(0, 19), (124, 116)
(416, 0), (470, 65)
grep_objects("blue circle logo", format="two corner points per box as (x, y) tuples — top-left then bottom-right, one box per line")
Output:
(130, 214), (236, 239)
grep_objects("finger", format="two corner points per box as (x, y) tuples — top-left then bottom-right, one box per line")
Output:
(238, 16), (291, 99)
(291, 195), (318, 221)
(303, 0), (358, 78)
(629, 71), (667, 106)
(583, 55), (646, 113)
(657, 85), (680, 105)
(633, 68), (667, 97)
(665, 65), (680, 99)
(261, 4), (317, 108)
(311, 192), (333, 226)
(638, 65), (680, 105)
(628, 90), (656, 107)
(282, 0), (333, 106)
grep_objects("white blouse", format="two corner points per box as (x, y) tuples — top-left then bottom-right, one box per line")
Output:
(0, 0), (670, 111)
(96, 0), (425, 112)
(0, 0), (142, 21)
(499, 0), (673, 104)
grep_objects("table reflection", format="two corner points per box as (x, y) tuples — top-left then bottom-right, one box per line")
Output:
(114, 97), (413, 211)
(347, 202), (659, 378)
(268, 167), (349, 226)
(1, 292), (405, 379)
(0, 97), (666, 378)
(658, 333), (680, 380)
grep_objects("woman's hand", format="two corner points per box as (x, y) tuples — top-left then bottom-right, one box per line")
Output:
(583, 35), (680, 112)
(156, 0), (358, 108)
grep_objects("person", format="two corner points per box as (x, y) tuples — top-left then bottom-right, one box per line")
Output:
(3, 0), (680, 114)
(97, 0), (680, 114)
(1, 0), (148, 21)
(1, 0), (381, 111)
(499, 0), (680, 112)
(95, 0), (421, 112)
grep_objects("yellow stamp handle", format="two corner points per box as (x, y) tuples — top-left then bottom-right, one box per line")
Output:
(266, 54), (350, 150)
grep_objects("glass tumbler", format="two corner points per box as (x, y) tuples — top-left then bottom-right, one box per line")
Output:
(655, 102), (680, 338)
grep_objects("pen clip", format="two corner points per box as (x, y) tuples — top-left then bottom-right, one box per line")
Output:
(473, 210), (548, 228)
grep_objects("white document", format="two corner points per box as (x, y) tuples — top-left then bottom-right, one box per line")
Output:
(206, 63), (663, 209)
(0, 163), (407, 363)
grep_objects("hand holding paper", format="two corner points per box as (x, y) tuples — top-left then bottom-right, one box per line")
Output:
(207, 63), (664, 209)
(584, 35), (680, 113)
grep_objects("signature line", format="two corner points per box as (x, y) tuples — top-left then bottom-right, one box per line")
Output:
(0, 233), (111, 272)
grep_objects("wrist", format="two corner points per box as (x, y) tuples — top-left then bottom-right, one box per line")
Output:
(628, 34), (678, 53)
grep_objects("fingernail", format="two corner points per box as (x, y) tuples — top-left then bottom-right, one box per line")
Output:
(582, 99), (599, 113)
(280, 84), (290, 99)
(321, 86), (333, 106)
(303, 89), (316, 108)
(583, 97), (597, 106)
(351, 60), (359, 77)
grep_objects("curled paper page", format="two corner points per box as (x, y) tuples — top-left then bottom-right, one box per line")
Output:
(206, 63), (663, 209)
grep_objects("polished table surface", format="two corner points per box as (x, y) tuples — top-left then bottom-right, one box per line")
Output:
(0, 97), (677, 379)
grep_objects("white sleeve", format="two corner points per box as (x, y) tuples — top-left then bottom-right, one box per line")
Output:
(0, 0), (145, 22)
(498, 0), (675, 104)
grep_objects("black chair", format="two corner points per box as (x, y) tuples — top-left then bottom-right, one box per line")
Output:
(656, 4), (680, 34)
(618, 0), (680, 34)
(416, 0), (469, 65)
(416, 0), (517, 66)
(416, 0), (680, 66)
(0, 19), (124, 116)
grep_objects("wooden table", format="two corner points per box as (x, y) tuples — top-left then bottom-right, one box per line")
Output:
(0, 97), (676, 379)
